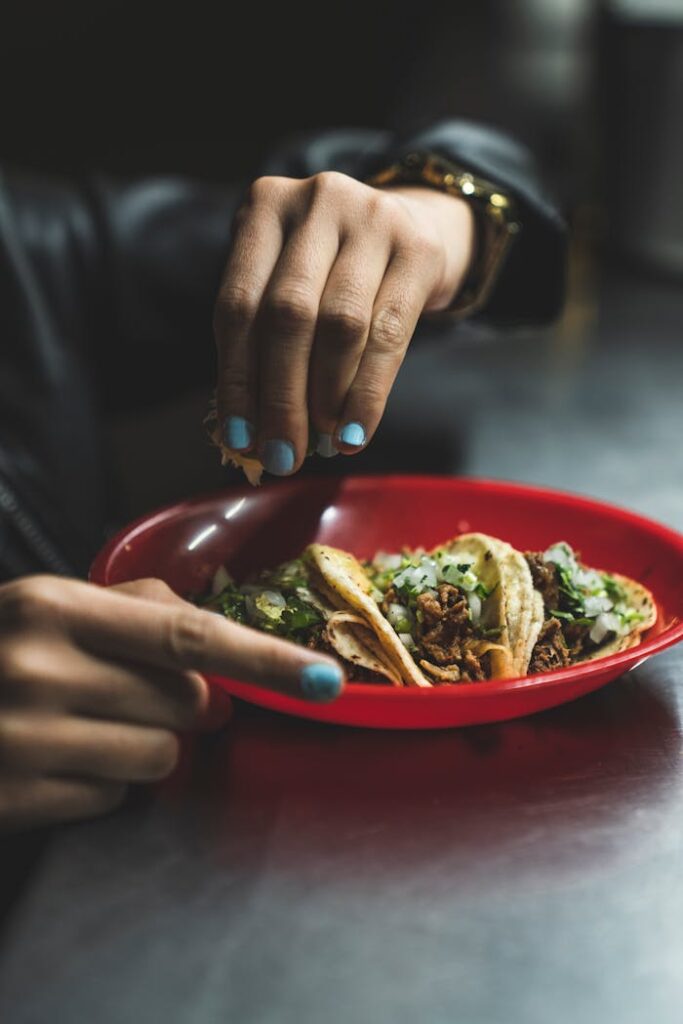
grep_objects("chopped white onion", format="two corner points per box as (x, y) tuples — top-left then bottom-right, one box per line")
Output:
(441, 563), (478, 591)
(394, 561), (438, 592)
(373, 551), (402, 570)
(467, 591), (482, 623)
(583, 594), (614, 617)
(387, 603), (409, 628)
(543, 543), (575, 569)
(575, 568), (604, 592)
(590, 612), (621, 644)
(246, 589), (286, 623)
(211, 565), (232, 595)
(398, 632), (416, 651)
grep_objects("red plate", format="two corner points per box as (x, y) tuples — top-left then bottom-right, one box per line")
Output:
(90, 476), (683, 729)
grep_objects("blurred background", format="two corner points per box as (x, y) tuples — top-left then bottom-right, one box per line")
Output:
(2, 0), (681, 522)
(4, 0), (683, 272)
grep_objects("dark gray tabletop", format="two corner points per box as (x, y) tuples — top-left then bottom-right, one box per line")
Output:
(1, 272), (682, 1024)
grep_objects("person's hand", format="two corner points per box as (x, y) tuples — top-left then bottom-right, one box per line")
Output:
(0, 576), (344, 831)
(214, 174), (474, 474)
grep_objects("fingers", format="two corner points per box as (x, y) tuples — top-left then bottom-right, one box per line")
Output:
(107, 581), (233, 733)
(0, 776), (126, 833)
(0, 578), (233, 733)
(214, 179), (288, 454)
(335, 247), (436, 454)
(69, 657), (229, 732)
(0, 713), (180, 783)
(68, 585), (345, 703)
(212, 173), (455, 473)
(255, 213), (339, 473)
(111, 578), (183, 605)
(307, 235), (389, 441)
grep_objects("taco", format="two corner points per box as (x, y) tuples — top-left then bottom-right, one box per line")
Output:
(308, 535), (517, 686)
(198, 557), (403, 684)
(197, 536), (656, 687)
(520, 541), (657, 674)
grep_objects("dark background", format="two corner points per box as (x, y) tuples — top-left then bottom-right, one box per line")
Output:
(3, 1), (681, 264)
(2, 0), (682, 516)
(0, 1), (590, 189)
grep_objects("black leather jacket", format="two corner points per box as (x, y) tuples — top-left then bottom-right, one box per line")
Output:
(0, 122), (566, 581)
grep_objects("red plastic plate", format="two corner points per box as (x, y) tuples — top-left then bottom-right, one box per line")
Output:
(90, 476), (683, 729)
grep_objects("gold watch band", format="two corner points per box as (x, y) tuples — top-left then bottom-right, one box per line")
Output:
(366, 151), (521, 317)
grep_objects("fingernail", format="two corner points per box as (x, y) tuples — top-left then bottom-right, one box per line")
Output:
(300, 663), (344, 702)
(223, 416), (253, 451)
(316, 433), (339, 458)
(262, 439), (295, 476)
(338, 422), (366, 448)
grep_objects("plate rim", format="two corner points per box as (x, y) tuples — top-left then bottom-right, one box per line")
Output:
(90, 474), (683, 700)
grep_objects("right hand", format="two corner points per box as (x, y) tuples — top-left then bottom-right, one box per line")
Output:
(0, 575), (344, 832)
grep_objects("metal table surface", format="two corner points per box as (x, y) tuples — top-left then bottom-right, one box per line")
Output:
(1, 273), (682, 1024)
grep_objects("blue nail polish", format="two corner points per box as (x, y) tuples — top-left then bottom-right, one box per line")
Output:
(300, 663), (344, 702)
(316, 433), (339, 458)
(223, 416), (253, 451)
(338, 422), (366, 448)
(262, 439), (295, 476)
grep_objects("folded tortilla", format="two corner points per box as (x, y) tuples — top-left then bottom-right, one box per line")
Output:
(198, 536), (656, 687)
(306, 535), (517, 686)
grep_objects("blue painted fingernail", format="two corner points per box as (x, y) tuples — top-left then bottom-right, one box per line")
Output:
(223, 416), (253, 451)
(262, 439), (295, 476)
(316, 433), (339, 458)
(338, 422), (365, 448)
(300, 663), (344, 702)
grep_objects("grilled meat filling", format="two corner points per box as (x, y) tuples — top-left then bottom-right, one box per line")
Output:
(525, 552), (560, 610)
(528, 617), (571, 674)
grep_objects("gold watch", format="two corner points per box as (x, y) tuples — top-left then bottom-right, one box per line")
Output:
(366, 151), (521, 317)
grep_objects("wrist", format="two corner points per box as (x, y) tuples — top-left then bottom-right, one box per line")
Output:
(382, 185), (476, 311)
(367, 153), (520, 318)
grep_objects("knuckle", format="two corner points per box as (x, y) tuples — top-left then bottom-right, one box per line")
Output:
(0, 642), (40, 690)
(219, 365), (251, 401)
(310, 170), (351, 200)
(177, 672), (209, 721)
(318, 304), (369, 343)
(404, 227), (441, 262)
(141, 731), (180, 781)
(261, 388), (302, 421)
(263, 289), (317, 333)
(246, 175), (287, 205)
(214, 285), (260, 332)
(0, 576), (67, 627)
(127, 578), (175, 603)
(365, 188), (396, 225)
(164, 611), (210, 671)
(352, 376), (390, 409)
(371, 305), (407, 352)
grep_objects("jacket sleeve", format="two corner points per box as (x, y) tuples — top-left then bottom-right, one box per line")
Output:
(259, 121), (567, 326)
(4, 171), (240, 412)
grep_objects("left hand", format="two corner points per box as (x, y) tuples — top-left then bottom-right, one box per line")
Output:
(214, 173), (474, 475)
